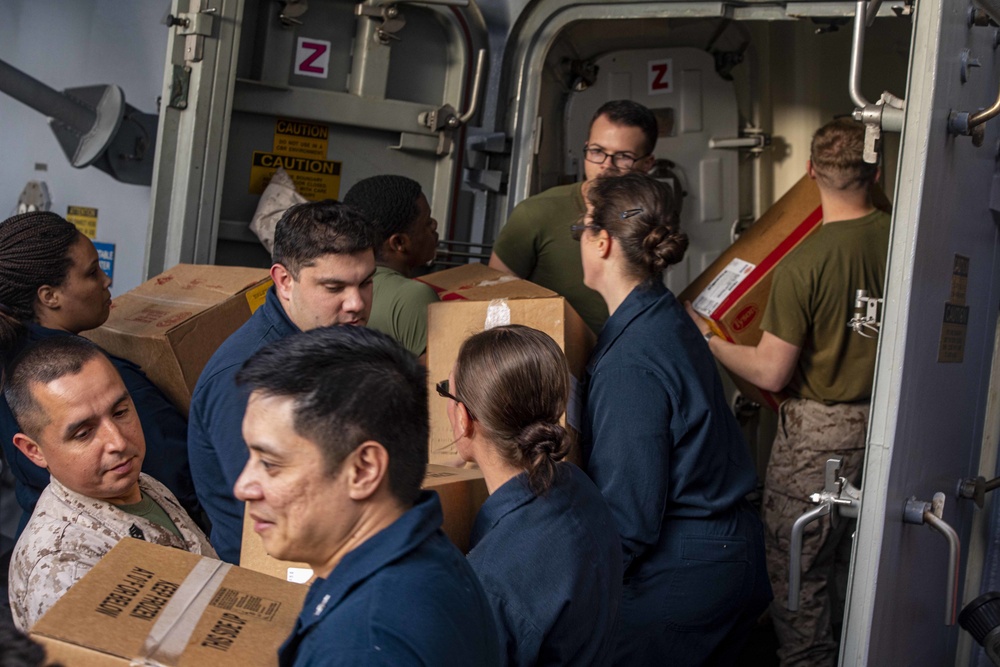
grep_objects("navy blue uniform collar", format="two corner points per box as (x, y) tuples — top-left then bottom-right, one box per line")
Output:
(296, 491), (444, 633)
(469, 473), (536, 548)
(588, 282), (668, 374)
(261, 286), (300, 337)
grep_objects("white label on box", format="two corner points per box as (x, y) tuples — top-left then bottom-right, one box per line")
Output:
(287, 567), (314, 584)
(692, 258), (756, 317)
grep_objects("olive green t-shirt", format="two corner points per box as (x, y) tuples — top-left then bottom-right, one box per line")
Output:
(368, 265), (440, 356)
(118, 491), (183, 540)
(492, 182), (610, 334)
(761, 209), (891, 403)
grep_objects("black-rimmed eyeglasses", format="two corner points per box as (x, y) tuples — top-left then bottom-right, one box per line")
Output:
(582, 145), (650, 170)
(436, 379), (477, 421)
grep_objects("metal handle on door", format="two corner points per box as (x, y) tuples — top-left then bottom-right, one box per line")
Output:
(418, 49), (486, 132)
(848, 0), (906, 163)
(787, 457), (863, 611)
(903, 493), (961, 625)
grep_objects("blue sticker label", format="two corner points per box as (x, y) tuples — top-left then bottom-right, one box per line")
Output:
(93, 241), (115, 286)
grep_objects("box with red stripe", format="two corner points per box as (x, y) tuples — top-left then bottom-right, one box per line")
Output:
(679, 176), (824, 411)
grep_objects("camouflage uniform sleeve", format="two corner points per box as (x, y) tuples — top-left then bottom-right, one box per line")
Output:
(14, 552), (87, 631)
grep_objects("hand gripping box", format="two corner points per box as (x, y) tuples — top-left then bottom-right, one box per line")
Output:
(679, 176), (823, 410)
(679, 175), (890, 410)
(240, 465), (490, 582)
(30, 538), (306, 667)
(417, 264), (596, 465)
(83, 264), (272, 416)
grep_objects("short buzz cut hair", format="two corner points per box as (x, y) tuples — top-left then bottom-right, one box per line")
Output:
(4, 336), (107, 438)
(271, 199), (380, 277)
(810, 118), (879, 191)
(236, 326), (428, 506)
(343, 176), (423, 260)
(590, 100), (659, 156)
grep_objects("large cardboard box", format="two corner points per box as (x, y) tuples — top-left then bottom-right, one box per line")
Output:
(83, 264), (272, 416)
(680, 176), (890, 410)
(240, 464), (490, 582)
(31, 538), (306, 667)
(418, 264), (596, 464)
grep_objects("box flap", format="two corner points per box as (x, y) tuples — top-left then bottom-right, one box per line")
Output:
(416, 264), (556, 301)
(98, 265), (272, 337)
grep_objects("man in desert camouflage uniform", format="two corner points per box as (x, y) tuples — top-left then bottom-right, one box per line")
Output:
(688, 118), (889, 666)
(5, 336), (214, 631)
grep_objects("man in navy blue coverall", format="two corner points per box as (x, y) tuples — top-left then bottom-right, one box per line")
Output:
(187, 200), (379, 563)
(233, 326), (501, 666)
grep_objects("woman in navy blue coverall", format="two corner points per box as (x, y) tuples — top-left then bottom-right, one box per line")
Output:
(578, 173), (772, 665)
(444, 324), (623, 666)
(0, 211), (202, 534)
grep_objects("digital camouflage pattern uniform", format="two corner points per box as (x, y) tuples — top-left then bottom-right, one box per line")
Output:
(9, 473), (215, 631)
(759, 209), (889, 667)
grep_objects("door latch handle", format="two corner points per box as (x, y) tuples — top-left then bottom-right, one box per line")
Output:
(903, 492), (961, 625)
(787, 457), (862, 611)
(957, 475), (1000, 508)
(418, 49), (485, 131)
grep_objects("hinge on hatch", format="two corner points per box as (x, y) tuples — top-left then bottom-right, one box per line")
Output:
(166, 4), (217, 64)
(355, 3), (407, 44)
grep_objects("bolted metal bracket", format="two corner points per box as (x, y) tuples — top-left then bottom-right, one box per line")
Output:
(961, 49), (983, 84)
(847, 288), (883, 338)
(355, 3), (406, 44)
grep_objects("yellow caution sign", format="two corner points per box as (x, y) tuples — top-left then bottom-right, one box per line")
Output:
(273, 119), (329, 158)
(66, 206), (98, 239)
(249, 152), (342, 201)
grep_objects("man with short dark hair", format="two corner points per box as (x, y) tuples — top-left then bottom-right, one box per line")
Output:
(490, 100), (658, 333)
(687, 118), (889, 666)
(6, 336), (213, 631)
(233, 326), (500, 666)
(188, 199), (380, 563)
(343, 175), (439, 358)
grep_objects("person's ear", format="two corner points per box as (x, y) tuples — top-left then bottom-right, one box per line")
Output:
(36, 284), (60, 312)
(636, 153), (656, 173)
(596, 229), (613, 260)
(270, 263), (294, 301)
(807, 160), (816, 180)
(456, 402), (476, 439)
(386, 232), (409, 256)
(13, 433), (47, 469)
(345, 441), (390, 501)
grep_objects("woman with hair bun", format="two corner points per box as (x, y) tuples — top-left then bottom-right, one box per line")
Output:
(577, 172), (771, 664)
(0, 211), (203, 534)
(441, 324), (622, 666)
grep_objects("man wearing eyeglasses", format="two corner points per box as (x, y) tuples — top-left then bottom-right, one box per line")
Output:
(489, 100), (658, 334)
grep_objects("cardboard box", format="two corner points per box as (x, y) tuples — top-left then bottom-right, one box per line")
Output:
(419, 264), (596, 464)
(83, 264), (272, 416)
(31, 538), (306, 667)
(240, 464), (490, 582)
(680, 176), (890, 410)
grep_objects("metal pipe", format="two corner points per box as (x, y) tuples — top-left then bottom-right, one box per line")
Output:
(457, 49), (486, 125)
(849, 0), (871, 109)
(924, 511), (961, 625)
(788, 503), (832, 611)
(0, 58), (95, 131)
(865, 0), (883, 26)
(969, 89), (1000, 128)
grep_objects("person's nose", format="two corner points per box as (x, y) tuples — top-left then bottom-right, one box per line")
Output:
(343, 287), (366, 315)
(233, 460), (262, 501)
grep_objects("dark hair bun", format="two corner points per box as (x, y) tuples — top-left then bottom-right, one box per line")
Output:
(642, 225), (689, 274)
(517, 421), (569, 461)
(516, 421), (569, 495)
